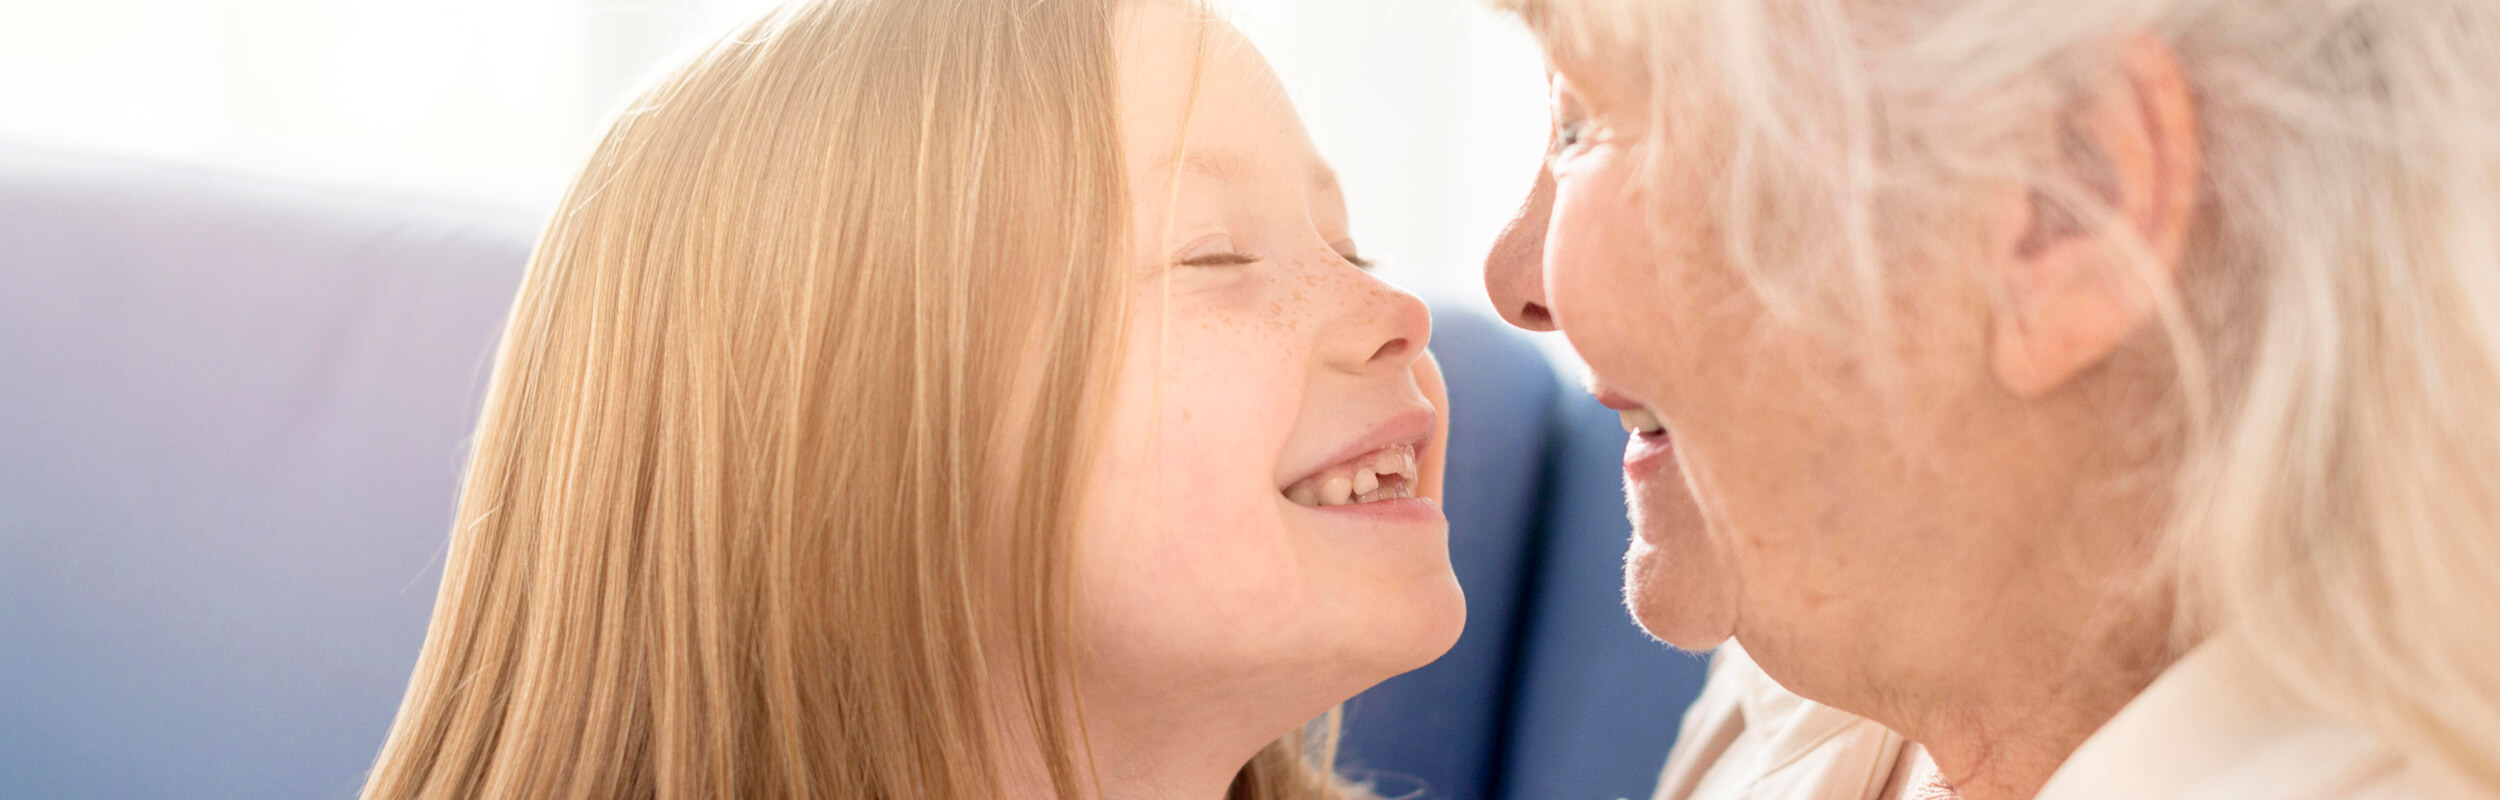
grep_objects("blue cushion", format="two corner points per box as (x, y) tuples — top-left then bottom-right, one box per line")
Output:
(0, 147), (526, 800)
(1343, 315), (1713, 800)
(1497, 394), (1713, 800)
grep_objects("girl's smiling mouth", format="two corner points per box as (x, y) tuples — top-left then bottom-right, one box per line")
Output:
(1283, 442), (1420, 507)
(1277, 408), (1436, 509)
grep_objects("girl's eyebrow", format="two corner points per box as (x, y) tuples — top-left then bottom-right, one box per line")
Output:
(1165, 147), (1340, 195)
(1311, 164), (1339, 195)
(1160, 148), (1248, 183)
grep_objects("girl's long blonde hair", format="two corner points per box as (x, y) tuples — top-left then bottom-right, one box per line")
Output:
(361, 0), (1352, 796)
(1498, 0), (2500, 793)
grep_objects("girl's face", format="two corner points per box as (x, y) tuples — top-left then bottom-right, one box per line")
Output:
(1072, 0), (1462, 755)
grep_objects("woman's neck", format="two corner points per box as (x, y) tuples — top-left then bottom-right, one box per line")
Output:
(1876, 582), (2181, 800)
(1858, 387), (2193, 800)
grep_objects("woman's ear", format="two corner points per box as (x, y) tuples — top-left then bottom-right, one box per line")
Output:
(1989, 35), (2202, 397)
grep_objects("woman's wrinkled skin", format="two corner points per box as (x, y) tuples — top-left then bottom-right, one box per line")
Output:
(1485, 37), (2204, 800)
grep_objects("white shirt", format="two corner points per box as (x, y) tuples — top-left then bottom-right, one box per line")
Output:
(1652, 643), (1911, 800)
(2036, 637), (2461, 800)
(1652, 637), (2474, 800)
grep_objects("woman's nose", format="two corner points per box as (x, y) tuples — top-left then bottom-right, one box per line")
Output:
(1485, 163), (1558, 332)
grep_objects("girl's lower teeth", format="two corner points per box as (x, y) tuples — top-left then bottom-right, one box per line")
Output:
(1285, 477), (1411, 507)
(1355, 484), (1411, 503)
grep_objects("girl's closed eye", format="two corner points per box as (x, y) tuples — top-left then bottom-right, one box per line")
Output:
(1334, 244), (1375, 270)
(1182, 251), (1261, 267)
(1182, 248), (1369, 269)
(1176, 234), (1261, 267)
(1173, 236), (1373, 270)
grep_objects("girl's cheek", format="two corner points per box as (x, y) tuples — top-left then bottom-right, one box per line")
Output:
(1412, 353), (1449, 501)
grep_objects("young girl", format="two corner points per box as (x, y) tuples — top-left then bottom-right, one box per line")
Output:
(358, 1), (1461, 797)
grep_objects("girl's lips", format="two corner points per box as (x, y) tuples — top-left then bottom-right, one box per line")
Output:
(1287, 495), (1446, 526)
(1282, 443), (1421, 508)
(1278, 407), (1437, 492)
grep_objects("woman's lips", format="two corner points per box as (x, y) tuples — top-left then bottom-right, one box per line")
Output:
(1624, 426), (1675, 481)
(1589, 384), (1673, 481)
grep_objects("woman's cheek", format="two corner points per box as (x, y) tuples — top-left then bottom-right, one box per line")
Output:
(1544, 207), (1626, 358)
(1549, 166), (1670, 373)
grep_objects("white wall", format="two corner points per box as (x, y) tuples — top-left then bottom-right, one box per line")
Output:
(0, 0), (1557, 311)
(1221, 0), (1552, 308)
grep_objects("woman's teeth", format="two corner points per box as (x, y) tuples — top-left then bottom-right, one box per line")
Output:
(1284, 445), (1420, 508)
(1617, 407), (1666, 436)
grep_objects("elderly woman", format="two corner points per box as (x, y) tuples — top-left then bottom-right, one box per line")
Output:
(1483, 1), (2500, 799)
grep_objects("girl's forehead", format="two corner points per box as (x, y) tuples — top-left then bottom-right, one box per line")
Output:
(1116, 7), (1328, 194)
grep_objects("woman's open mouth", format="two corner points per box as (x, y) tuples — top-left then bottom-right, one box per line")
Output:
(1595, 386), (1675, 481)
(1619, 406), (1675, 480)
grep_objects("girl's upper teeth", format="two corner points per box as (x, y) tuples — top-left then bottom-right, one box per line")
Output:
(1320, 475), (1355, 505)
(1283, 443), (1421, 508)
(1286, 483), (1320, 506)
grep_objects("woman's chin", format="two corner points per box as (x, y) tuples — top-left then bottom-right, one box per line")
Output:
(1623, 535), (1736, 652)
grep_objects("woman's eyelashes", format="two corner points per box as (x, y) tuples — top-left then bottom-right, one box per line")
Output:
(1550, 118), (1590, 155)
(1547, 81), (1598, 164)
(1547, 113), (1599, 167)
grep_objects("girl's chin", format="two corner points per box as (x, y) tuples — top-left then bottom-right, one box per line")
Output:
(1355, 585), (1468, 676)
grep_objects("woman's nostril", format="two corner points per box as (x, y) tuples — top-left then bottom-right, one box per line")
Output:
(1521, 303), (1553, 328)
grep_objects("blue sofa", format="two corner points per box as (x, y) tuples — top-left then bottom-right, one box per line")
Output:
(0, 145), (1708, 800)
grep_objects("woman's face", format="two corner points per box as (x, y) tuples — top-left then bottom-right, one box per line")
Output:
(1536, 62), (2130, 693)
(1536, 68), (1757, 653)
(1072, 0), (1462, 745)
